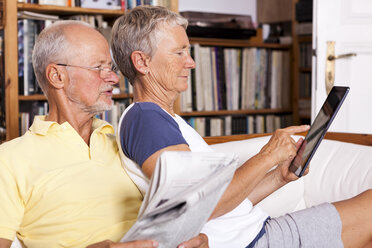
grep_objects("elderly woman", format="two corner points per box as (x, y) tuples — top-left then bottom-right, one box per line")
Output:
(111, 6), (372, 248)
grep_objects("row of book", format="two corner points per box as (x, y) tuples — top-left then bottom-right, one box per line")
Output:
(298, 99), (311, 118)
(299, 42), (312, 68)
(185, 114), (293, 137)
(19, 99), (132, 135)
(17, 0), (172, 10)
(180, 45), (291, 113)
(19, 101), (49, 135)
(299, 72), (311, 98)
(126, 0), (172, 9)
(17, 13), (115, 96)
(18, 19), (43, 96)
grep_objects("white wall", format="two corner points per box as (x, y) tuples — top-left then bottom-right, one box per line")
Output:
(178, 0), (257, 24)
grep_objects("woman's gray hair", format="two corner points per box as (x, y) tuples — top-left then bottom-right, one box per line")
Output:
(111, 5), (188, 83)
(32, 20), (91, 94)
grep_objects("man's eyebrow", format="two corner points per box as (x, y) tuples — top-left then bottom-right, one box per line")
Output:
(96, 59), (113, 65)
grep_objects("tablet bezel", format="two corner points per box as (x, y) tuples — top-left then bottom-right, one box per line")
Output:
(289, 86), (350, 177)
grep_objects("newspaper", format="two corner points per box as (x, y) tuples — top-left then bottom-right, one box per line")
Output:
(121, 151), (238, 248)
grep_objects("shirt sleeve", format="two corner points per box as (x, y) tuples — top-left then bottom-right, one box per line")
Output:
(0, 160), (24, 240)
(119, 103), (188, 166)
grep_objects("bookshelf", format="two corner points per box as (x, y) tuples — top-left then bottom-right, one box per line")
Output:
(179, 33), (293, 136)
(3, 0), (295, 140)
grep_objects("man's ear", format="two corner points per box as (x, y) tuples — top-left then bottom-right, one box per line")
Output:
(45, 64), (66, 89)
(130, 51), (150, 75)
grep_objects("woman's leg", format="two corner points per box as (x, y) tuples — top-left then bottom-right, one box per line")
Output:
(333, 189), (372, 248)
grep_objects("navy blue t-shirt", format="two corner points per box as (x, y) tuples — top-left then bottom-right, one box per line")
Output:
(120, 102), (188, 166)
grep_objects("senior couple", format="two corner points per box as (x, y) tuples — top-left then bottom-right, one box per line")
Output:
(0, 5), (371, 248)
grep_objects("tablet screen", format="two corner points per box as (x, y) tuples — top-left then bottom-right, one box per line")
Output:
(289, 86), (350, 177)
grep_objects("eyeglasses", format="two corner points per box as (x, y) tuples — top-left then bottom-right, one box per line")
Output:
(56, 63), (118, 76)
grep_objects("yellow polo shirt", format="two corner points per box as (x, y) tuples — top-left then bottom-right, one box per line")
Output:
(0, 116), (142, 248)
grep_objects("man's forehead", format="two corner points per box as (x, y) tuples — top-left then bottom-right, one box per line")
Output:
(64, 26), (110, 62)
(65, 25), (104, 44)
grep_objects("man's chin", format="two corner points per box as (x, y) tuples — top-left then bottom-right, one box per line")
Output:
(88, 101), (113, 116)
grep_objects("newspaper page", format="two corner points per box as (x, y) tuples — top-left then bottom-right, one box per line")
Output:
(121, 151), (238, 248)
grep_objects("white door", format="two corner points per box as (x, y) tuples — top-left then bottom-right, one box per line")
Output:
(314, 0), (372, 133)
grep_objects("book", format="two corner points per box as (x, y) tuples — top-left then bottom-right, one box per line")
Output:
(22, 19), (36, 96)
(121, 151), (237, 248)
(216, 47), (226, 110)
(193, 44), (204, 111)
(18, 11), (60, 21)
(296, 22), (313, 35)
(39, 0), (68, 6)
(199, 46), (213, 111)
(80, 0), (121, 10)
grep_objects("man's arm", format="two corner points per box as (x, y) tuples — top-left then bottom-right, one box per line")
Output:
(0, 238), (12, 248)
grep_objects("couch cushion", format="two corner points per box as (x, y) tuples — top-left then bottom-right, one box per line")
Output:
(303, 139), (372, 207)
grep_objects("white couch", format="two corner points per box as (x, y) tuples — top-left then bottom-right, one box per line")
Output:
(211, 135), (372, 217)
(10, 135), (372, 247)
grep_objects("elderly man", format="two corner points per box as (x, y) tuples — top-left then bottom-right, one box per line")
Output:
(0, 20), (207, 248)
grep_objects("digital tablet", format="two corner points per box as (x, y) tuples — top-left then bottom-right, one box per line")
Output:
(289, 86), (350, 177)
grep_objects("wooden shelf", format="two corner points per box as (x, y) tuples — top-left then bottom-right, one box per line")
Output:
(113, 93), (133, 99)
(297, 35), (312, 43)
(18, 93), (133, 101)
(19, 95), (46, 101)
(299, 67), (312, 72)
(189, 37), (291, 49)
(18, 3), (124, 17)
(180, 108), (292, 117)
(299, 113), (311, 119)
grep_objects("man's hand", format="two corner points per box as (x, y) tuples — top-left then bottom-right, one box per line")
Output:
(0, 238), (12, 248)
(86, 239), (158, 248)
(177, 233), (209, 248)
(259, 125), (310, 166)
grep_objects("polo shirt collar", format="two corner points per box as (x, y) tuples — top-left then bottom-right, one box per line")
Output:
(29, 116), (114, 136)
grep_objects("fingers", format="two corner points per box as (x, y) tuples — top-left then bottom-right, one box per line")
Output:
(295, 137), (304, 149)
(281, 125), (310, 135)
(261, 126), (308, 166)
(178, 233), (209, 248)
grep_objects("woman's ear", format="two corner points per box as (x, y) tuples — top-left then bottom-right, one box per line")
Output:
(131, 51), (150, 75)
(45, 64), (66, 89)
